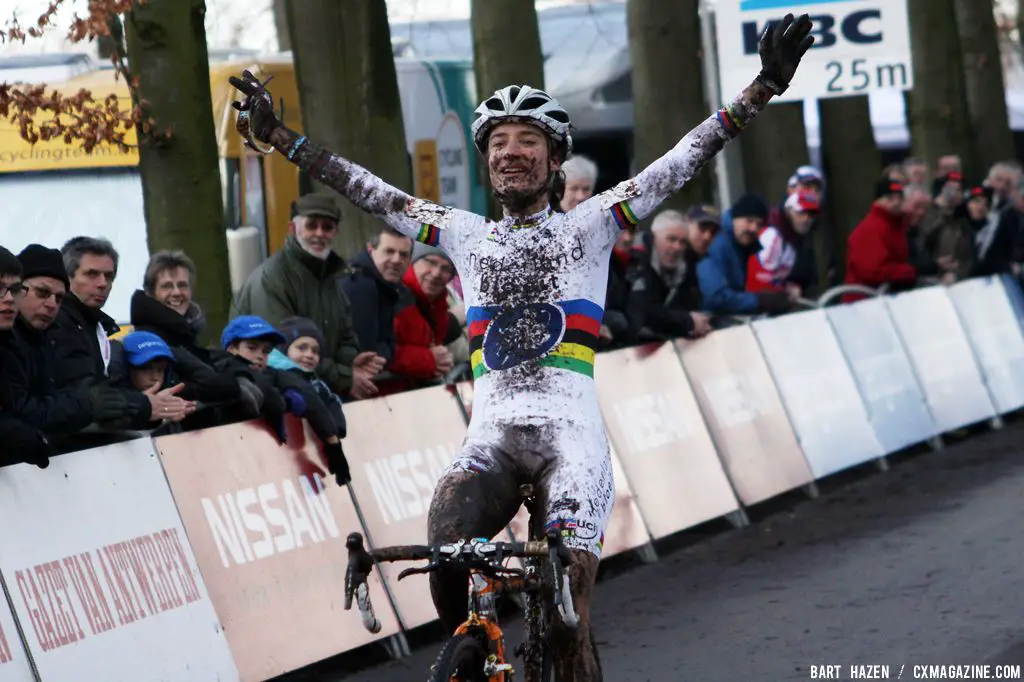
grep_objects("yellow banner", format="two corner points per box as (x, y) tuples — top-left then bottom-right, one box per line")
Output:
(0, 129), (139, 173)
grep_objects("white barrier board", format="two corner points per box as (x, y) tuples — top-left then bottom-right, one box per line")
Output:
(886, 287), (995, 431)
(0, 577), (34, 682)
(0, 439), (240, 682)
(753, 309), (883, 478)
(826, 298), (937, 453)
(947, 277), (1024, 414)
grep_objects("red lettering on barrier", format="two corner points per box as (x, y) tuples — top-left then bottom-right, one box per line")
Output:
(98, 549), (131, 627)
(8, 528), (202, 654)
(136, 537), (169, 613)
(81, 552), (114, 632)
(0, 618), (10, 664)
(42, 560), (84, 647)
(115, 540), (149, 618)
(34, 564), (68, 648)
(157, 530), (185, 608)
(114, 542), (147, 620)
(17, 568), (56, 651)
(63, 555), (99, 636)
(169, 529), (202, 603)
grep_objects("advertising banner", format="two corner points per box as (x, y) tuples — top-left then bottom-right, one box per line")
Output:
(0, 439), (239, 682)
(947, 277), (1024, 414)
(593, 344), (740, 539)
(675, 327), (813, 505)
(752, 310), (883, 477)
(156, 419), (399, 682)
(713, 0), (913, 103)
(826, 298), (937, 453)
(886, 287), (995, 430)
(338, 386), (467, 632)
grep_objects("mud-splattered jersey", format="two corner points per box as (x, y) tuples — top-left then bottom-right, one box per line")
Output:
(293, 90), (762, 436)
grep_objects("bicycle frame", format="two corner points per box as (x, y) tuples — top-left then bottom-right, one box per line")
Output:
(451, 554), (549, 681)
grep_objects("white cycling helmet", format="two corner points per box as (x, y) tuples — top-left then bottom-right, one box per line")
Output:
(471, 84), (573, 158)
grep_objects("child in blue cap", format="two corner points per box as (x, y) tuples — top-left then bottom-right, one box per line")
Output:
(111, 331), (242, 431)
(219, 315), (351, 485)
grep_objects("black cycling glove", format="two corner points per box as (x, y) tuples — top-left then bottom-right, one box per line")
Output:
(756, 13), (815, 95)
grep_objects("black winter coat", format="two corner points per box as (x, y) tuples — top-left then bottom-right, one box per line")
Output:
(48, 293), (121, 389)
(625, 232), (703, 340)
(338, 250), (401, 364)
(212, 354), (339, 444)
(0, 318), (96, 435)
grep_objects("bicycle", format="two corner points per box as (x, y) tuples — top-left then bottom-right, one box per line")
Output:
(344, 483), (601, 681)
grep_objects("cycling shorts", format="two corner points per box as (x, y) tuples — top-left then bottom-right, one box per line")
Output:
(442, 421), (615, 559)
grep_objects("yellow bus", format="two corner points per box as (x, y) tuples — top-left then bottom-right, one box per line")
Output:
(0, 52), (484, 322)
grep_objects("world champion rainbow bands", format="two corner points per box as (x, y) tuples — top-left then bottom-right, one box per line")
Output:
(467, 298), (604, 379)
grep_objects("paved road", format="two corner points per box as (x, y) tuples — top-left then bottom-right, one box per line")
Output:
(280, 421), (1024, 681)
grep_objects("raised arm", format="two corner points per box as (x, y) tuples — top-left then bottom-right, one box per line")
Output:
(597, 14), (814, 230)
(228, 72), (458, 248)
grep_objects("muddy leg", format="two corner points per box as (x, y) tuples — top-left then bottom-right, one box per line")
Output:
(548, 549), (601, 682)
(426, 466), (521, 633)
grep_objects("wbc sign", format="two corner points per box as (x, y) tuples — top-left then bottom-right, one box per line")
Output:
(713, 0), (914, 103)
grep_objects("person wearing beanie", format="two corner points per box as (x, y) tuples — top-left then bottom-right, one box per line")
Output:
(377, 242), (463, 396)
(698, 193), (793, 316)
(267, 316), (347, 439)
(843, 179), (918, 302)
(0, 244), (141, 452)
(0, 245), (52, 469)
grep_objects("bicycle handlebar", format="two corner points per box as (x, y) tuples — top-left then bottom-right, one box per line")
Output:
(344, 529), (578, 633)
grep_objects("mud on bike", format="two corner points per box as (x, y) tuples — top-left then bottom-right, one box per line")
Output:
(344, 483), (602, 681)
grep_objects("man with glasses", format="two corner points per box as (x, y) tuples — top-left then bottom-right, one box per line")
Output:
(0, 246), (52, 468)
(233, 193), (386, 399)
(0, 245), (139, 452)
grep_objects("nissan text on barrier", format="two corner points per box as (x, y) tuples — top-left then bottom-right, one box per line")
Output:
(714, 0), (913, 102)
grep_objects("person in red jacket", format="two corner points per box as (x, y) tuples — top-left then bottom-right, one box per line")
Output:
(843, 179), (918, 303)
(377, 243), (463, 395)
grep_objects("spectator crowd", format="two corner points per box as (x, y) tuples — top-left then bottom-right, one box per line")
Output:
(3, 152), (1023, 468)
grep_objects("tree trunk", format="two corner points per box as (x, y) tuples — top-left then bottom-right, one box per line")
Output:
(471, 0), (545, 219)
(954, 0), (1013, 173)
(272, 0), (289, 52)
(906, 0), (975, 179)
(124, 0), (232, 344)
(819, 96), (881, 286)
(627, 0), (712, 217)
(1018, 0), (1024, 58)
(97, 15), (123, 60)
(739, 101), (809, 204)
(285, 0), (410, 257)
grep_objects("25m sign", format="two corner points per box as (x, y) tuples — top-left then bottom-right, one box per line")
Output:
(714, 0), (913, 103)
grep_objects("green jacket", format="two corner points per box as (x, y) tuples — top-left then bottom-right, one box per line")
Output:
(233, 236), (360, 394)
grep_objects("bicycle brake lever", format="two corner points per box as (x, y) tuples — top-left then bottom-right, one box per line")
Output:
(397, 562), (441, 581)
(344, 532), (374, 610)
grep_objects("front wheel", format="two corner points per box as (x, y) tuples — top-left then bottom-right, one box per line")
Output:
(430, 632), (489, 682)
